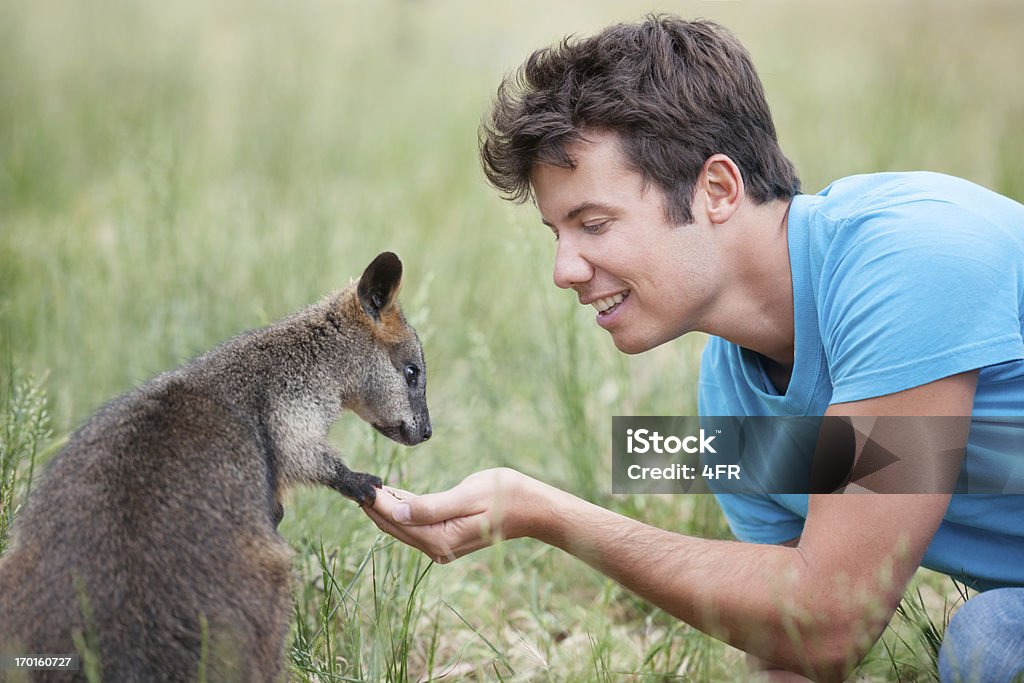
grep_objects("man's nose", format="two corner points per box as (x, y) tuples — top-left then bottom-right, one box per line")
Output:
(553, 236), (593, 290)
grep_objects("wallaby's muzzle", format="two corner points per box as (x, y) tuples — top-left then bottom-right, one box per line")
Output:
(374, 416), (432, 446)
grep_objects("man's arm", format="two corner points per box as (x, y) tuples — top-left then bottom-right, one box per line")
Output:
(368, 371), (977, 680)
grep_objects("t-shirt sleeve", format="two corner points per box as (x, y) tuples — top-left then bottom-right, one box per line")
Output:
(714, 493), (804, 544)
(817, 200), (1024, 403)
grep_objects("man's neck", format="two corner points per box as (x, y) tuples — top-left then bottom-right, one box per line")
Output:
(708, 198), (796, 368)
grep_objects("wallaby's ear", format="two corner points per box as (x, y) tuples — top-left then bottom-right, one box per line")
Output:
(357, 252), (403, 320)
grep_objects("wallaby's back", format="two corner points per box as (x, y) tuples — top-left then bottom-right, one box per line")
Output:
(1, 371), (295, 681)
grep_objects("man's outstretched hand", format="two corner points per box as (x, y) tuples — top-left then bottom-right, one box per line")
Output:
(364, 467), (542, 563)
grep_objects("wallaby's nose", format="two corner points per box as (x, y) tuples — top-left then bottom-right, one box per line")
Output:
(422, 423), (432, 441)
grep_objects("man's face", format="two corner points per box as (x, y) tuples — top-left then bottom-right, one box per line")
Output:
(531, 130), (719, 354)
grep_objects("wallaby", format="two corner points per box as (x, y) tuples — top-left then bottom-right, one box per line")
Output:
(0, 252), (431, 682)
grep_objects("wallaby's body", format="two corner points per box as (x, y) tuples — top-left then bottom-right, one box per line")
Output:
(0, 252), (430, 682)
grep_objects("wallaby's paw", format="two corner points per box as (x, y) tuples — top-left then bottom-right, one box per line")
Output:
(337, 471), (383, 506)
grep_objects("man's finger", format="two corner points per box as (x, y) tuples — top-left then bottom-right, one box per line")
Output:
(381, 485), (415, 500)
(363, 506), (459, 563)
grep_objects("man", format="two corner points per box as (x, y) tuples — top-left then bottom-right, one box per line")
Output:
(366, 16), (1024, 681)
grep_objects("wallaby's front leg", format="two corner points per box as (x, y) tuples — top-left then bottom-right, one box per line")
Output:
(317, 444), (382, 506)
(329, 460), (382, 506)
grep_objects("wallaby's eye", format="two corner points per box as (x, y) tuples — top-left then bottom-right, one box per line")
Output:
(404, 364), (420, 388)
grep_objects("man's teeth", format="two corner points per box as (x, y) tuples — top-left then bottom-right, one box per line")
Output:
(592, 292), (626, 314)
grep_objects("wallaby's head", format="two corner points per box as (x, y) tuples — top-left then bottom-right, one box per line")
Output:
(345, 251), (432, 446)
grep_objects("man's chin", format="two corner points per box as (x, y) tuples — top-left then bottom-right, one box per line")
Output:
(610, 332), (651, 355)
(609, 329), (678, 355)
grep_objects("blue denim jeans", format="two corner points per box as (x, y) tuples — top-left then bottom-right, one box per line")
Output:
(939, 587), (1024, 682)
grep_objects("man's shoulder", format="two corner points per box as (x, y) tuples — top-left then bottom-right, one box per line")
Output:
(793, 173), (1024, 403)
(797, 171), (1024, 279)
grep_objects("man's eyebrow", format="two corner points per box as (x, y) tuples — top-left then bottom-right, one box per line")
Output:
(540, 202), (616, 227)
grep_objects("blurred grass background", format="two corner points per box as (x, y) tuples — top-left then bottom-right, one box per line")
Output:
(1, 0), (1021, 680)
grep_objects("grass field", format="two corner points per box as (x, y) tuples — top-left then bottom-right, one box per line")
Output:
(2, 0), (1022, 680)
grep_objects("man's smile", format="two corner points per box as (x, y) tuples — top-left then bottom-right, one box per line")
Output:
(589, 290), (629, 315)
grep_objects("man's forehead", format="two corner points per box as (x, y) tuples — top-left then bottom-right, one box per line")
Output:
(532, 136), (628, 186)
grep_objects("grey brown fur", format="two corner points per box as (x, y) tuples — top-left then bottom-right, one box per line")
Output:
(0, 252), (430, 682)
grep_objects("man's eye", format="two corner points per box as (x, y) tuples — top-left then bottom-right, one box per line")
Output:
(582, 221), (608, 234)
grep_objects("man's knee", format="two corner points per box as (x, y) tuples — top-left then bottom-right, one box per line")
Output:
(938, 588), (1024, 683)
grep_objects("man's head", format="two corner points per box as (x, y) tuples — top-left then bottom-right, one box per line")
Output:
(479, 15), (800, 225)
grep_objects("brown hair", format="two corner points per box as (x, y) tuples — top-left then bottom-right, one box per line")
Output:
(479, 15), (800, 224)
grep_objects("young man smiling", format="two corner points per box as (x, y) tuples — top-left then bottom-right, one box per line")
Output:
(366, 16), (1024, 681)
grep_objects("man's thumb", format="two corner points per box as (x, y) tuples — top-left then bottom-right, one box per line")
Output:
(391, 489), (474, 525)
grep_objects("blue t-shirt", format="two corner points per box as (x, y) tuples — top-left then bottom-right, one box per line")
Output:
(698, 172), (1024, 592)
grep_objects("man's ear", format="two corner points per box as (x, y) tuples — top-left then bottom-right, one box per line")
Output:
(699, 154), (744, 224)
(357, 252), (403, 320)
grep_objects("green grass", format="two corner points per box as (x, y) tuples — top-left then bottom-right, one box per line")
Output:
(2, 0), (1020, 679)
(0, 365), (50, 555)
